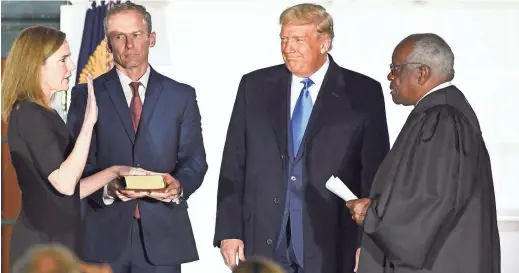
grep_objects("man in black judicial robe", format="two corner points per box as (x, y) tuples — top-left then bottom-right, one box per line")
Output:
(346, 33), (501, 273)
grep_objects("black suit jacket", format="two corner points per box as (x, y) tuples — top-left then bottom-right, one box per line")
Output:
(67, 67), (207, 265)
(214, 56), (390, 273)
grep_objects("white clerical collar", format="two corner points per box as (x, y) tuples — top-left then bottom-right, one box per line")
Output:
(416, 81), (452, 105)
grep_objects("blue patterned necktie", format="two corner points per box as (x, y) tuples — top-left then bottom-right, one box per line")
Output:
(291, 78), (314, 157)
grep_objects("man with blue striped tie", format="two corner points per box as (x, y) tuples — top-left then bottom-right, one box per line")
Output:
(214, 3), (390, 273)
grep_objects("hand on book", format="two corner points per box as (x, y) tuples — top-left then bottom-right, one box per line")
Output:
(146, 173), (181, 201)
(108, 166), (152, 201)
(115, 166), (149, 177)
(108, 169), (181, 202)
(111, 182), (148, 202)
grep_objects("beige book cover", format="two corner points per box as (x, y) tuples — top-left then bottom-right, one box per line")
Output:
(123, 175), (166, 190)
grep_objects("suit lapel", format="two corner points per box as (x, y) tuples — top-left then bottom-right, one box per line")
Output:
(268, 58), (349, 158)
(138, 68), (163, 135)
(104, 68), (136, 144)
(269, 67), (291, 158)
(303, 57), (350, 153)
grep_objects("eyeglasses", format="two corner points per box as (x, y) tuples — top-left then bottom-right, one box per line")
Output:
(389, 63), (427, 74)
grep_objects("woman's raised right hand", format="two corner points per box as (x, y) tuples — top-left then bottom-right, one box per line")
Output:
(83, 74), (98, 127)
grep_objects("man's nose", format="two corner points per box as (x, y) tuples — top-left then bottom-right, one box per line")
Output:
(125, 38), (135, 49)
(282, 41), (294, 54)
(387, 72), (394, 81)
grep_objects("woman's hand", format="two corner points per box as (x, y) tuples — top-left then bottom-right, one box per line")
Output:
(114, 166), (149, 177)
(83, 74), (98, 127)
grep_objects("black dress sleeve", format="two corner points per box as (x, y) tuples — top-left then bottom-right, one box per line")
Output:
(15, 103), (65, 179)
(362, 105), (478, 269)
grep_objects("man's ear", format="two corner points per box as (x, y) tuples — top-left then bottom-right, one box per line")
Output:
(149, 32), (156, 48)
(417, 65), (431, 85)
(320, 36), (331, 54)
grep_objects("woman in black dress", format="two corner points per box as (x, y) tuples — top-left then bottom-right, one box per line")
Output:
(1, 25), (145, 264)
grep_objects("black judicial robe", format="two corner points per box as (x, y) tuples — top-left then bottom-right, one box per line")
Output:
(357, 86), (501, 273)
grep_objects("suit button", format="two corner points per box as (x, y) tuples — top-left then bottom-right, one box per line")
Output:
(266, 238), (273, 245)
(274, 197), (279, 204)
(291, 176), (296, 181)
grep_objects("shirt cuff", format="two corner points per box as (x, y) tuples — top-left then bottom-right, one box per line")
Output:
(163, 189), (183, 204)
(102, 184), (115, 205)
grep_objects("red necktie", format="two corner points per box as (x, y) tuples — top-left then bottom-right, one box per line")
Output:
(129, 82), (143, 132)
(129, 82), (142, 218)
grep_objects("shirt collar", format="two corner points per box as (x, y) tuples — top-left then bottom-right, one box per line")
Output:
(416, 81), (452, 105)
(116, 65), (151, 89)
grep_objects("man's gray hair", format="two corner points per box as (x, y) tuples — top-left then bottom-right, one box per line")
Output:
(12, 244), (81, 273)
(404, 33), (455, 81)
(104, 2), (152, 35)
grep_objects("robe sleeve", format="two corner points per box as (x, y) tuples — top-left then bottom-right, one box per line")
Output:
(363, 105), (478, 269)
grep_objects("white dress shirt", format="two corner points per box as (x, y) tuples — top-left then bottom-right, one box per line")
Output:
(416, 81), (452, 105)
(117, 65), (150, 106)
(290, 56), (330, 117)
(103, 66), (181, 205)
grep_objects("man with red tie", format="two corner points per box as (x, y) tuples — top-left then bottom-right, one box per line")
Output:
(67, 3), (207, 273)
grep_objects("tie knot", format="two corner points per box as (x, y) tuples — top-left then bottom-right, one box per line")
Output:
(129, 82), (141, 93)
(301, 78), (314, 89)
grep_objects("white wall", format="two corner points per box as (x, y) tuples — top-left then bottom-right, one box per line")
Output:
(61, 1), (519, 272)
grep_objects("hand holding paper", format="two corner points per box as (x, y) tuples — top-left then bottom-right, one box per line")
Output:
(325, 176), (358, 201)
(346, 198), (371, 225)
(325, 176), (370, 225)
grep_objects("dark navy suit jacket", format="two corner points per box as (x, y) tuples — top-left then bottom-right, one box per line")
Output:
(214, 56), (390, 273)
(67, 67), (207, 265)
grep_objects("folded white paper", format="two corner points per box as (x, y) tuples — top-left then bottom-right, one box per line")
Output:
(325, 176), (358, 201)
